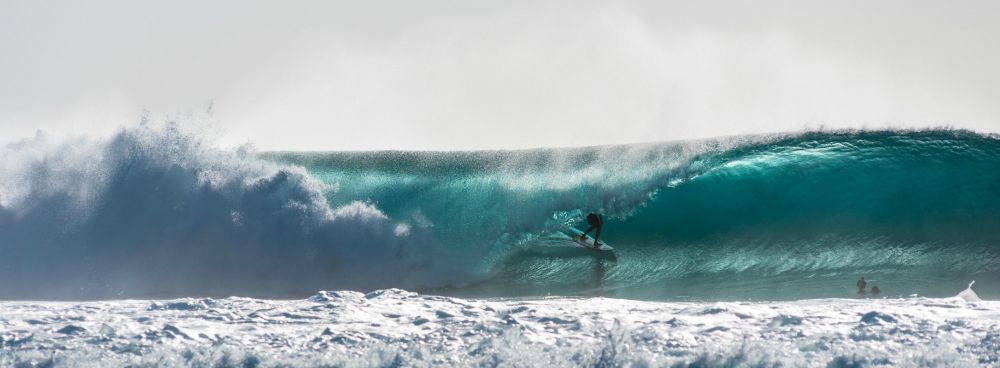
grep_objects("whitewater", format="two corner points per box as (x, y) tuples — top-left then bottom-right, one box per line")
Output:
(2, 287), (998, 367)
(2, 124), (1000, 366)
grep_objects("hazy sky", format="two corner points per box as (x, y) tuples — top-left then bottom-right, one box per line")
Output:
(2, 0), (998, 150)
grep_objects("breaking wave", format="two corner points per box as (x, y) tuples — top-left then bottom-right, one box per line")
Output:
(2, 124), (999, 300)
(0, 123), (460, 299)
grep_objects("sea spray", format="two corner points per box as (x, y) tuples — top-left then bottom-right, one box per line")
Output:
(0, 123), (463, 299)
(958, 280), (982, 302)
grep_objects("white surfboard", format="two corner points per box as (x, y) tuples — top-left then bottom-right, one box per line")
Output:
(562, 227), (614, 251)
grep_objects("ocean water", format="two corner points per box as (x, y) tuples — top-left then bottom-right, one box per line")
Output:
(1, 125), (999, 366)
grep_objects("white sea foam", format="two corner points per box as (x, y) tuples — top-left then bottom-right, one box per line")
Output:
(0, 123), (464, 298)
(0, 290), (997, 367)
(958, 281), (982, 302)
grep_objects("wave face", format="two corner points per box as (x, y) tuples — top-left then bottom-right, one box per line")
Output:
(2, 127), (999, 300)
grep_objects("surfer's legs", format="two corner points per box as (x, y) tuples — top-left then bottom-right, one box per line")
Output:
(581, 225), (596, 242)
(593, 226), (602, 246)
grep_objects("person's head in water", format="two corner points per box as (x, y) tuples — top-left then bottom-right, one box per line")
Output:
(871, 285), (880, 295)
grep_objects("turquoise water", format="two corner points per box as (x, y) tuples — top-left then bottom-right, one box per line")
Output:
(267, 130), (1000, 300)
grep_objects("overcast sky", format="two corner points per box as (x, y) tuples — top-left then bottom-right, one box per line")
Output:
(2, 0), (998, 150)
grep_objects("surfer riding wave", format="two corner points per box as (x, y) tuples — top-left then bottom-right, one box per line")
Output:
(579, 213), (603, 248)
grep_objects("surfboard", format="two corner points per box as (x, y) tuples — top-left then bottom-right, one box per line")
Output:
(562, 227), (614, 251)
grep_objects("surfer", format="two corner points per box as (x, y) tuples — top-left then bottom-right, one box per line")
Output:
(870, 285), (880, 296)
(579, 213), (603, 248)
(857, 277), (866, 293)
